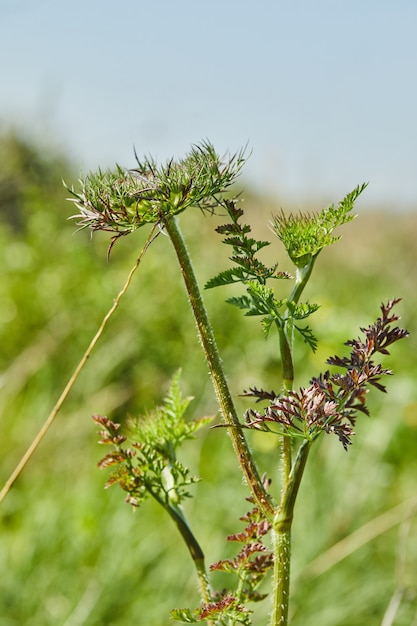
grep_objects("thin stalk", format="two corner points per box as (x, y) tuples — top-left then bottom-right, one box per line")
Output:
(148, 481), (213, 616)
(278, 255), (316, 490)
(279, 327), (294, 390)
(272, 328), (293, 626)
(278, 323), (295, 487)
(0, 227), (160, 506)
(163, 215), (274, 519)
(280, 439), (312, 519)
(271, 258), (316, 626)
(165, 504), (212, 608)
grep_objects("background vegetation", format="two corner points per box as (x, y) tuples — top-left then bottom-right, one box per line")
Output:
(0, 129), (416, 625)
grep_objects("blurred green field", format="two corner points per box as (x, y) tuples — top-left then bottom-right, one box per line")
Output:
(0, 131), (416, 625)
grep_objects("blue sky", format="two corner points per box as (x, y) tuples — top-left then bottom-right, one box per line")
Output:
(1, 0), (416, 210)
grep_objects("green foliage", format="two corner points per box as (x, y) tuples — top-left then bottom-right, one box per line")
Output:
(205, 196), (330, 352)
(94, 371), (212, 510)
(0, 132), (416, 626)
(272, 183), (368, 267)
(205, 200), (284, 288)
(129, 369), (212, 457)
(64, 143), (406, 626)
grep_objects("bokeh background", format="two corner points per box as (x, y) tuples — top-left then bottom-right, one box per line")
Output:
(1, 2), (416, 625)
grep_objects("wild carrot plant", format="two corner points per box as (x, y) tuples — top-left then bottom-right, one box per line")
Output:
(66, 141), (408, 625)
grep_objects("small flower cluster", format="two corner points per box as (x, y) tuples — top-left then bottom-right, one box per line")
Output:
(245, 299), (408, 449)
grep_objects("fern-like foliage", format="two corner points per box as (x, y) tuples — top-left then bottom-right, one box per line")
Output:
(93, 371), (213, 510)
(205, 200), (289, 289)
(205, 200), (321, 349)
(205, 200), (299, 343)
(272, 183), (368, 267)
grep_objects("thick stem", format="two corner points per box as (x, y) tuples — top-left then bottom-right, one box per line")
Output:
(271, 523), (291, 626)
(163, 215), (273, 518)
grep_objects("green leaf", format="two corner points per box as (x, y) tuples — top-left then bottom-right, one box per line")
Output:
(287, 300), (320, 320)
(246, 282), (286, 318)
(170, 607), (199, 623)
(226, 295), (253, 311)
(261, 316), (275, 338)
(294, 323), (318, 352)
(129, 369), (213, 456)
(205, 267), (252, 289)
(95, 372), (212, 511)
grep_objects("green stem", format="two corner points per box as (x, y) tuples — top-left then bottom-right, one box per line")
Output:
(271, 258), (316, 626)
(150, 479), (214, 623)
(272, 328), (293, 626)
(289, 257), (317, 305)
(279, 322), (295, 478)
(281, 439), (312, 518)
(278, 255), (316, 494)
(271, 523), (291, 626)
(165, 504), (212, 608)
(164, 215), (274, 519)
(277, 323), (294, 491)
(271, 440), (311, 626)
(279, 327), (294, 390)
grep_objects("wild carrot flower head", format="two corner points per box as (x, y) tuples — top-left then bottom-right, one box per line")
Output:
(67, 141), (247, 241)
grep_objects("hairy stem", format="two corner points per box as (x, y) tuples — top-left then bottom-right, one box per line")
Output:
(271, 522), (291, 626)
(163, 215), (274, 519)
